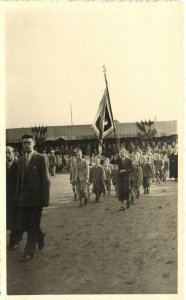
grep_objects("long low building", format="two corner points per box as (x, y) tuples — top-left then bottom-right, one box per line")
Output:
(6, 120), (177, 144)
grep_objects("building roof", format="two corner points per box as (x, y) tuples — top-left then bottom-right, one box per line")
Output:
(6, 120), (177, 143)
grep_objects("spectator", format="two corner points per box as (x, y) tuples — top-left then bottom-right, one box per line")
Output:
(48, 150), (56, 176)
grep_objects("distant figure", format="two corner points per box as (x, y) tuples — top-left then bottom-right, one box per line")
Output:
(90, 156), (106, 203)
(154, 154), (163, 184)
(16, 134), (50, 262)
(70, 157), (77, 201)
(71, 150), (89, 207)
(162, 154), (169, 181)
(169, 149), (178, 181)
(141, 156), (153, 194)
(48, 150), (56, 176)
(111, 164), (118, 197)
(55, 154), (62, 173)
(103, 160), (112, 195)
(129, 160), (143, 204)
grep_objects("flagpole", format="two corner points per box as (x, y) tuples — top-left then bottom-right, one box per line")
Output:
(102, 66), (119, 154)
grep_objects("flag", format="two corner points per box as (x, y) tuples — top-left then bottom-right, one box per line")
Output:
(92, 88), (114, 140)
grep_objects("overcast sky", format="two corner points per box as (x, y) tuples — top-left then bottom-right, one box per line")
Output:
(5, 2), (183, 129)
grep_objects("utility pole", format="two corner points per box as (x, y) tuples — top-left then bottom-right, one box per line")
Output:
(70, 103), (73, 125)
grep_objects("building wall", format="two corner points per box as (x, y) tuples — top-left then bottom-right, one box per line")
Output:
(6, 120), (177, 143)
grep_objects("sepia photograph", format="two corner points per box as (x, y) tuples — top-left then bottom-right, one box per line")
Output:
(2, 1), (184, 298)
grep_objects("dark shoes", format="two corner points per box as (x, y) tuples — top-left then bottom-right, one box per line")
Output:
(19, 231), (45, 262)
(130, 196), (134, 203)
(126, 201), (130, 209)
(38, 232), (45, 250)
(20, 254), (34, 262)
(78, 198), (88, 206)
(74, 194), (77, 201)
(119, 206), (125, 211)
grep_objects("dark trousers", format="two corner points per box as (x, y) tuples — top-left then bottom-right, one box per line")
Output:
(117, 179), (130, 202)
(7, 206), (23, 247)
(9, 229), (23, 247)
(20, 207), (43, 255)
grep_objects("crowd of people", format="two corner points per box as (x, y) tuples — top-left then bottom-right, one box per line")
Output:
(12, 136), (177, 159)
(6, 134), (178, 262)
(67, 144), (178, 210)
(11, 136), (178, 177)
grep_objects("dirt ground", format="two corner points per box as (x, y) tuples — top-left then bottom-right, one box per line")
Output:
(7, 174), (177, 295)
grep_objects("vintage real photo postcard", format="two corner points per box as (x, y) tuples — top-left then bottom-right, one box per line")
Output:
(0, 1), (184, 299)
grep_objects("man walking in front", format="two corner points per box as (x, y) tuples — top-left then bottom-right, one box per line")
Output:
(16, 134), (50, 262)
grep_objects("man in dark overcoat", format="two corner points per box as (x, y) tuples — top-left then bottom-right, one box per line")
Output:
(115, 148), (133, 211)
(6, 146), (22, 250)
(16, 134), (50, 262)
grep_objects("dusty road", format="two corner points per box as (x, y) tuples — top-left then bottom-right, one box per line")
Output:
(7, 174), (177, 295)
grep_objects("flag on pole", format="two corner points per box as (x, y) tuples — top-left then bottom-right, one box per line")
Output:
(92, 88), (114, 140)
